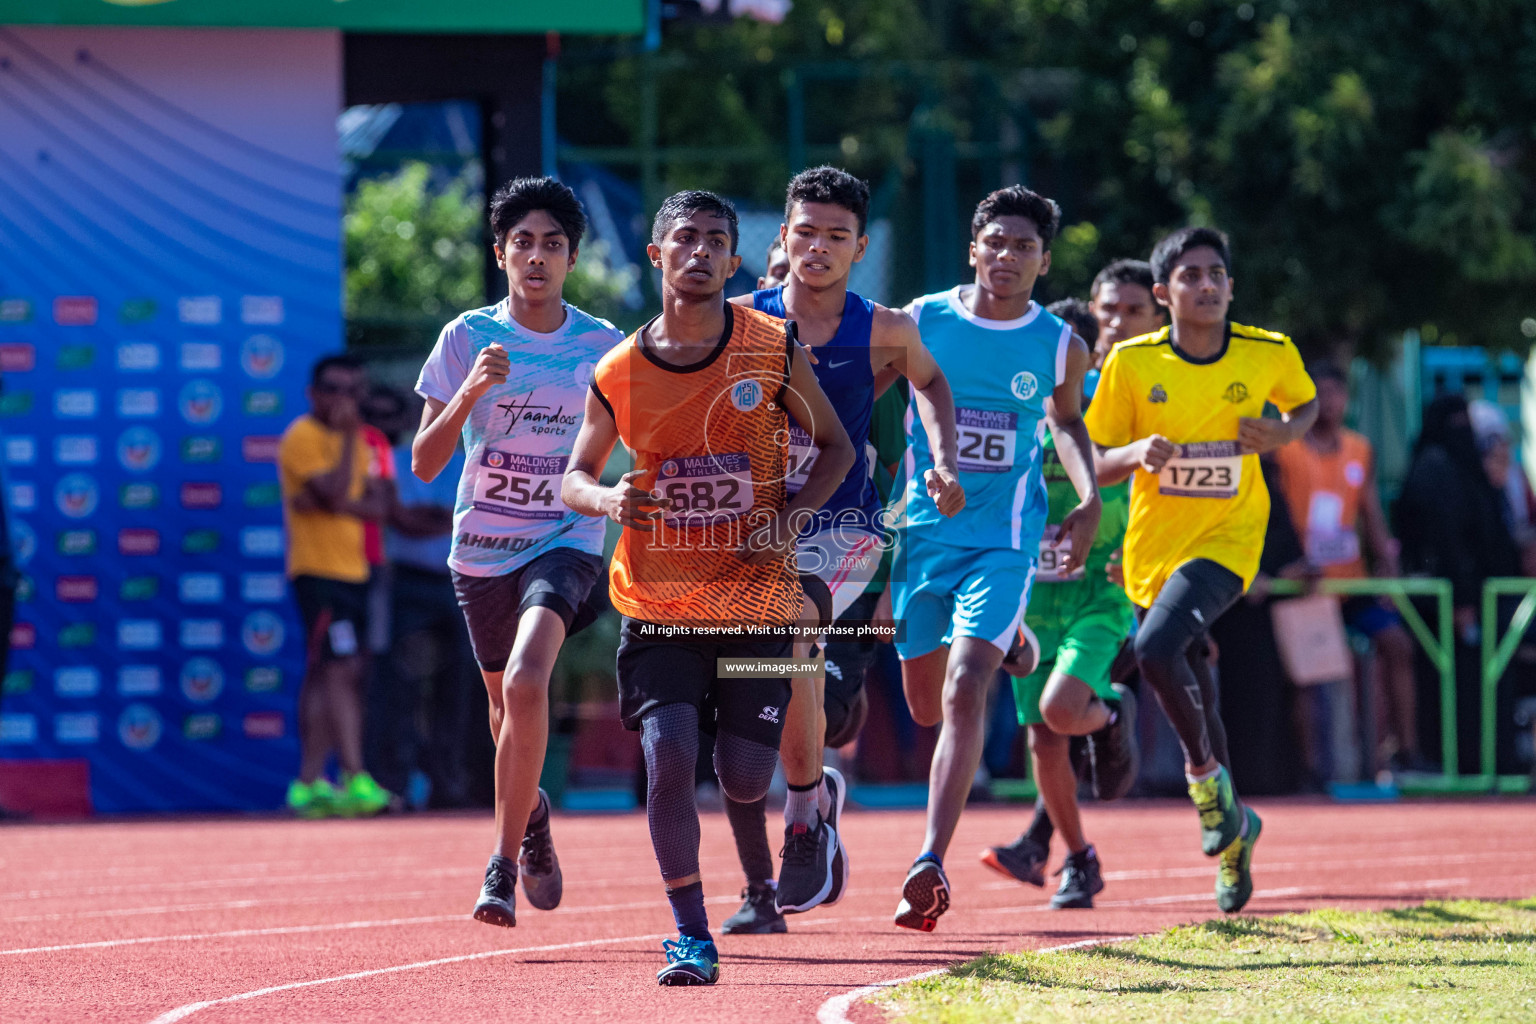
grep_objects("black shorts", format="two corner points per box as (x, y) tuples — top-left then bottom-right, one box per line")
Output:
(821, 589), (879, 747)
(293, 575), (370, 662)
(452, 547), (604, 673)
(616, 617), (793, 748)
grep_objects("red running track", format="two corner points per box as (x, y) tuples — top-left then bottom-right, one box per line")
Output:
(6, 799), (1534, 1024)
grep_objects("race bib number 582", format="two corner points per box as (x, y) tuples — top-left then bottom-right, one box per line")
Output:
(473, 450), (565, 520)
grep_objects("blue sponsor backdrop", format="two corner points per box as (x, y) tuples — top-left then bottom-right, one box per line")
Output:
(0, 26), (341, 810)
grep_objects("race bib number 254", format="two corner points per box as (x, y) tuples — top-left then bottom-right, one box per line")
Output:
(473, 450), (566, 520)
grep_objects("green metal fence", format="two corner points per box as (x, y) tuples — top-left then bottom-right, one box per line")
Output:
(1480, 577), (1536, 794)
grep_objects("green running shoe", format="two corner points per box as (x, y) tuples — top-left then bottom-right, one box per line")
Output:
(286, 778), (338, 819)
(339, 772), (391, 818)
(1216, 807), (1262, 913)
(1187, 764), (1242, 856)
(656, 936), (719, 986)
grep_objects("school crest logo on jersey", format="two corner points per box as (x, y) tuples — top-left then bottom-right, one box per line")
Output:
(1148, 384), (1168, 404)
(1223, 382), (1249, 404)
(1010, 371), (1039, 401)
(730, 379), (763, 412)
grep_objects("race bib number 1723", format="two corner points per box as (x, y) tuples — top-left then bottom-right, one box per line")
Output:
(1157, 441), (1242, 499)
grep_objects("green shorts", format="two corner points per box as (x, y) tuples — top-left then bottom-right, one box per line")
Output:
(1012, 577), (1133, 726)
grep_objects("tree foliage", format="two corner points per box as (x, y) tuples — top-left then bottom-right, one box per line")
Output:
(562, 0), (1536, 358)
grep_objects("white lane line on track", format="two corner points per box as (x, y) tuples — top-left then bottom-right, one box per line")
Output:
(814, 935), (1138, 1024)
(142, 931), (675, 1024)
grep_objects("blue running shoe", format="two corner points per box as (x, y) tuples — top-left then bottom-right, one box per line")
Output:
(657, 935), (719, 986)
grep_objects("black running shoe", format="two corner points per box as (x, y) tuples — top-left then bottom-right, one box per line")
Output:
(1000, 622), (1042, 679)
(518, 788), (562, 911)
(1050, 845), (1105, 909)
(776, 816), (835, 914)
(472, 853), (517, 927)
(720, 883), (787, 935)
(979, 834), (1048, 887)
(1088, 683), (1139, 802)
(893, 857), (950, 932)
(822, 767), (850, 905)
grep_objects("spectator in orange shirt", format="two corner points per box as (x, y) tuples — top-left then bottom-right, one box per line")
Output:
(1273, 363), (1425, 774)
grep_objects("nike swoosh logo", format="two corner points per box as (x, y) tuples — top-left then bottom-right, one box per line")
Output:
(827, 360), (853, 369)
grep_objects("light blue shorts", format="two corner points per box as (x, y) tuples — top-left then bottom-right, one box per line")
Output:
(890, 530), (1036, 660)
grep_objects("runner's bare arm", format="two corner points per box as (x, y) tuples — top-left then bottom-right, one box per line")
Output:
(411, 343), (509, 482)
(877, 306), (963, 517)
(1046, 333), (1101, 573)
(1095, 435), (1178, 486)
(562, 387), (670, 531)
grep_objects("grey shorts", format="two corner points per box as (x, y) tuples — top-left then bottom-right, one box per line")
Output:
(452, 547), (603, 673)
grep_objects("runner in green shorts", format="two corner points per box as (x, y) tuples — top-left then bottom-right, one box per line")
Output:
(981, 296), (1140, 910)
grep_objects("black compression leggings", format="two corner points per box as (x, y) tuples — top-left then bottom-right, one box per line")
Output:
(1133, 559), (1243, 770)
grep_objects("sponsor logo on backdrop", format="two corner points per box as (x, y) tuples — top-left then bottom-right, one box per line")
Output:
(8, 482), (36, 511)
(3, 670), (34, 695)
(119, 528), (160, 555)
(241, 573), (286, 602)
(180, 658), (224, 703)
(117, 389), (161, 418)
(0, 344), (35, 372)
(178, 296), (221, 325)
(241, 296), (284, 325)
(13, 575), (32, 602)
(182, 529), (220, 554)
(0, 298), (33, 323)
(183, 714), (221, 741)
(179, 380), (223, 424)
(0, 714), (37, 744)
(56, 576), (98, 602)
(11, 520), (35, 564)
(10, 623), (36, 649)
(241, 334), (284, 379)
(243, 390), (282, 416)
(55, 473), (99, 518)
(243, 711), (284, 739)
(5, 436), (36, 465)
(118, 427), (162, 472)
(120, 482), (160, 508)
(118, 298), (158, 324)
(180, 482), (222, 509)
(239, 526), (283, 557)
(0, 392), (34, 416)
(120, 575), (159, 601)
(241, 435), (280, 463)
(53, 297), (97, 326)
(117, 342), (161, 371)
(181, 436), (222, 462)
(180, 620), (224, 649)
(58, 529), (97, 555)
(245, 666), (282, 692)
(179, 342), (221, 371)
(54, 389), (98, 418)
(243, 481), (281, 507)
(55, 436), (98, 465)
(54, 667), (100, 697)
(57, 344), (95, 370)
(178, 573), (223, 603)
(117, 620), (161, 651)
(118, 666), (162, 696)
(119, 703), (162, 751)
(55, 713), (101, 744)
(60, 622), (96, 648)
(242, 610), (285, 655)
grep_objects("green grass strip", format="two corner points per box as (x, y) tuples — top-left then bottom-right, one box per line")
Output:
(882, 899), (1536, 1024)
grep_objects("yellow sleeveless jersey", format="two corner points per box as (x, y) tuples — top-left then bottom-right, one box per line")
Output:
(1083, 322), (1316, 608)
(591, 303), (802, 627)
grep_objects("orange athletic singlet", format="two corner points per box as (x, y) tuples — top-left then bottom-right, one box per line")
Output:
(591, 303), (802, 627)
(1273, 429), (1375, 579)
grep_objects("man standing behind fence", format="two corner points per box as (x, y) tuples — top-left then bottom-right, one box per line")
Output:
(278, 355), (394, 818)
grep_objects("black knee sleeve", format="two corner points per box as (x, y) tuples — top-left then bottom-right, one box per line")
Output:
(641, 703), (702, 882)
(712, 730), (780, 805)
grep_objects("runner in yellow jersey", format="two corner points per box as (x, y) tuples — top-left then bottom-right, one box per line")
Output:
(1085, 227), (1317, 914)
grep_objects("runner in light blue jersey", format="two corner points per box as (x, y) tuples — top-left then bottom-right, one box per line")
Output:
(410, 177), (622, 932)
(890, 186), (1101, 934)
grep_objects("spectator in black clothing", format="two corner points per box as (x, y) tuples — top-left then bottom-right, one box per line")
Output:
(1394, 394), (1522, 773)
